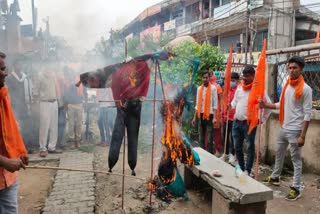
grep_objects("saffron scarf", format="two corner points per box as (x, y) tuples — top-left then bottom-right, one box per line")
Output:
(0, 86), (27, 158)
(197, 83), (212, 120)
(242, 82), (253, 91)
(279, 75), (304, 127)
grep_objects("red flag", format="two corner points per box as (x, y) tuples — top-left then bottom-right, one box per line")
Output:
(247, 39), (267, 134)
(111, 61), (150, 100)
(315, 25), (320, 43)
(222, 43), (233, 113)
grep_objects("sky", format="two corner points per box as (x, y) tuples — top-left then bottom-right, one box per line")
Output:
(11, 0), (162, 52)
(8, 0), (320, 53)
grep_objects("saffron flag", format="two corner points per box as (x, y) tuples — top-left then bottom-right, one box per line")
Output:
(316, 25), (320, 43)
(247, 39), (267, 134)
(222, 43), (233, 113)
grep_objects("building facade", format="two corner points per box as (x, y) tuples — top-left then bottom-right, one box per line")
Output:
(118, 0), (319, 64)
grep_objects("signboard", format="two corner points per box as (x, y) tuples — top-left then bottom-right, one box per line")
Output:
(224, 52), (261, 65)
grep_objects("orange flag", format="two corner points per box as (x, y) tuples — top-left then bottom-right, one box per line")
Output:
(247, 39), (266, 134)
(222, 43), (233, 113)
(315, 25), (320, 43)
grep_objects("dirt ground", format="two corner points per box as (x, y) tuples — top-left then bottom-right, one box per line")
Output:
(18, 161), (57, 214)
(93, 124), (320, 214)
(266, 173), (320, 214)
(94, 146), (211, 214)
(16, 123), (320, 214)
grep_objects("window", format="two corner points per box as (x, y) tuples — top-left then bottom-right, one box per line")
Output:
(203, 0), (210, 19)
(185, 2), (200, 24)
(252, 31), (268, 52)
(220, 34), (240, 52)
(221, 0), (232, 6)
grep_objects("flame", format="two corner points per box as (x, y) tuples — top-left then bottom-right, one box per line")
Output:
(160, 98), (194, 171)
(148, 179), (156, 193)
(151, 87), (195, 197)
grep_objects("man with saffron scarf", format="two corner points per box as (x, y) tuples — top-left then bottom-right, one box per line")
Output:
(192, 71), (218, 154)
(230, 65), (270, 176)
(260, 56), (312, 201)
(0, 53), (29, 213)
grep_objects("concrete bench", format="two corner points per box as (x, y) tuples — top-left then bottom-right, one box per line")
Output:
(184, 147), (273, 214)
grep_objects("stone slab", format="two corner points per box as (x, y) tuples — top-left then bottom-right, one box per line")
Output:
(187, 147), (273, 204)
(212, 190), (267, 214)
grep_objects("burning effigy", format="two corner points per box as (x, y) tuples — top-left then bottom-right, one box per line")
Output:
(78, 51), (200, 202)
(78, 52), (177, 175)
(148, 89), (200, 202)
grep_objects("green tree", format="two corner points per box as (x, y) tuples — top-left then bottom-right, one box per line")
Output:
(159, 41), (225, 139)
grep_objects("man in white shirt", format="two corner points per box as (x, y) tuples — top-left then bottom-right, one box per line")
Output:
(192, 71), (218, 154)
(230, 65), (270, 176)
(33, 63), (62, 157)
(260, 56), (312, 201)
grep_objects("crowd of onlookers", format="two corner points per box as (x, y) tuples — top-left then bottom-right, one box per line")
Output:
(3, 56), (116, 158)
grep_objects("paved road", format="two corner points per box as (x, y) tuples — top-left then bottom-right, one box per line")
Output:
(41, 151), (96, 214)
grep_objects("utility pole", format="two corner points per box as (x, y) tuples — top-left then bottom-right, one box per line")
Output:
(249, 15), (257, 64)
(31, 0), (36, 39)
(245, 0), (250, 64)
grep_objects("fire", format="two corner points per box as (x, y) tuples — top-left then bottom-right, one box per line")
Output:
(149, 85), (195, 201)
(148, 178), (157, 193)
(158, 97), (194, 185)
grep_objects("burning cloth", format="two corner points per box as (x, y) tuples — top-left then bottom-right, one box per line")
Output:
(149, 91), (200, 202)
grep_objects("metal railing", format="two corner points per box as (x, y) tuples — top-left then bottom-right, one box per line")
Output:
(274, 58), (320, 109)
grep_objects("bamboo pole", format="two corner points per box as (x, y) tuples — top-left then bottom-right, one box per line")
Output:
(254, 108), (263, 180)
(222, 113), (229, 161)
(149, 60), (158, 206)
(98, 99), (166, 102)
(121, 129), (126, 209)
(222, 93), (230, 161)
(25, 165), (145, 181)
(266, 43), (320, 56)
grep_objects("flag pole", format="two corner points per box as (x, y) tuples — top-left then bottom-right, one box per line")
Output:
(149, 59), (158, 206)
(121, 40), (128, 210)
(223, 93), (230, 161)
(222, 43), (233, 161)
(254, 104), (263, 180)
(121, 128), (126, 209)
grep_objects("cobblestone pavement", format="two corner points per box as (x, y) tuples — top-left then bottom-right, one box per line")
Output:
(42, 151), (96, 214)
